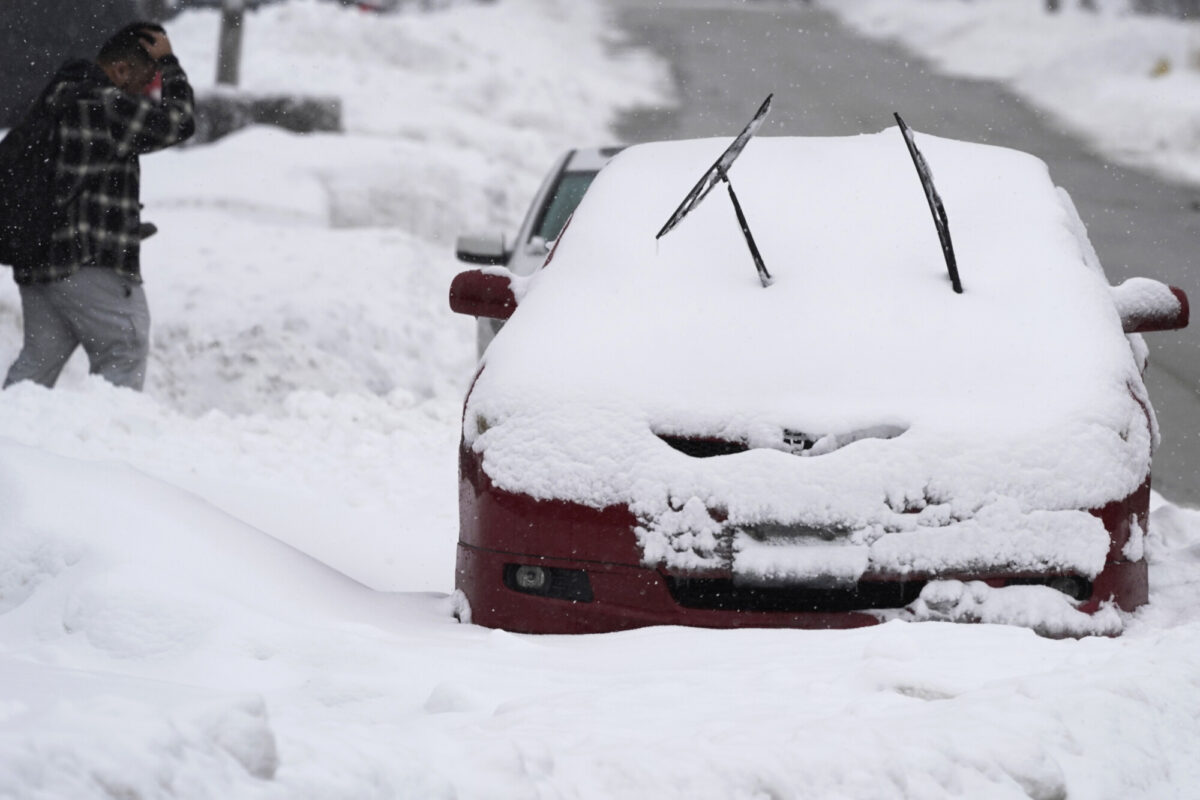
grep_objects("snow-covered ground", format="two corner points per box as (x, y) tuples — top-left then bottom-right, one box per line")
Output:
(0, 0), (1198, 797)
(819, 0), (1200, 185)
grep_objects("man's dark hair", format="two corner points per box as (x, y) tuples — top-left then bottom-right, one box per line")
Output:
(97, 22), (165, 66)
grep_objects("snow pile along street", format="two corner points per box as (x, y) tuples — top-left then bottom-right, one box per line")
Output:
(819, 0), (1200, 184)
(0, 1), (1197, 797)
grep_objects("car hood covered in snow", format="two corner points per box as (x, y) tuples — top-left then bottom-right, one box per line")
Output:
(464, 130), (1152, 582)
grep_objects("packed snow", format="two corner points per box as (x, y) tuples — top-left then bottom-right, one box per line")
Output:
(468, 133), (1151, 592)
(0, 0), (1198, 797)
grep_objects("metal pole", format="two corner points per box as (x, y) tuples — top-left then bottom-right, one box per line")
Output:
(216, 0), (245, 87)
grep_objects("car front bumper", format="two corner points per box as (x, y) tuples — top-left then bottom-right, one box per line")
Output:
(457, 445), (1149, 635)
(457, 542), (883, 634)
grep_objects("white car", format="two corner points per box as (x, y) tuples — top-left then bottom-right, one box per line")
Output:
(455, 146), (622, 356)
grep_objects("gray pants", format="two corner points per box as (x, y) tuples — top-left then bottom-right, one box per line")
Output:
(4, 267), (150, 391)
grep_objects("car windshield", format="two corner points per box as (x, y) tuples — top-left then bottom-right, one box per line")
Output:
(534, 171), (598, 242)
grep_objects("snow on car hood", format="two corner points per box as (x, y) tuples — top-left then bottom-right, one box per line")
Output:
(465, 130), (1150, 580)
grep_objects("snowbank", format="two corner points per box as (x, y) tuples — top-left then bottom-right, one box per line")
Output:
(819, 0), (1200, 184)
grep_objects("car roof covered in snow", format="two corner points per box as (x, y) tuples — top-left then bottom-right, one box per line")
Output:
(467, 130), (1149, 533)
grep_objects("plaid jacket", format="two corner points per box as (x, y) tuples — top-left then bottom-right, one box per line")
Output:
(14, 55), (195, 285)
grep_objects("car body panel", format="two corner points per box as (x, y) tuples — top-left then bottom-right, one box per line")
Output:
(457, 440), (1150, 634)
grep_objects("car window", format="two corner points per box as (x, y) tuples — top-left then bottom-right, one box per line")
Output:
(534, 171), (598, 243)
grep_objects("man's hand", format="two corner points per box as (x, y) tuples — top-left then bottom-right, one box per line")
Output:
(138, 29), (173, 61)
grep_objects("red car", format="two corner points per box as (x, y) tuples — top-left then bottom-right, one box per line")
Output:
(449, 128), (1188, 636)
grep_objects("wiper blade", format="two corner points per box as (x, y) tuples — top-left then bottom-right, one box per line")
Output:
(894, 113), (963, 294)
(656, 94), (775, 288)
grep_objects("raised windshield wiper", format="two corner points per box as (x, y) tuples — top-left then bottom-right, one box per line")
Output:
(656, 94), (775, 288)
(894, 113), (963, 294)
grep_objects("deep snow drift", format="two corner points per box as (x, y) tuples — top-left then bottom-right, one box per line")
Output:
(0, 1), (1198, 797)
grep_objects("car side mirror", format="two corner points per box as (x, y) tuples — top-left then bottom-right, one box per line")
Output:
(455, 234), (507, 266)
(1112, 279), (1190, 334)
(450, 269), (518, 320)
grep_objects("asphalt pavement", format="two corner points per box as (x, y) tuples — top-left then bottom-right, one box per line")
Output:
(607, 0), (1200, 506)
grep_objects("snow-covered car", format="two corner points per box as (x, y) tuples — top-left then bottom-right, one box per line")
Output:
(447, 127), (1188, 636)
(455, 146), (622, 356)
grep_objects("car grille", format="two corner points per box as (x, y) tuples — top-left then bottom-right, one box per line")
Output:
(665, 577), (926, 613)
(658, 425), (906, 459)
(658, 435), (749, 458)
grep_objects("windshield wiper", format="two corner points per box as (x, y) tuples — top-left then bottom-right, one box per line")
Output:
(656, 94), (775, 288)
(894, 113), (963, 294)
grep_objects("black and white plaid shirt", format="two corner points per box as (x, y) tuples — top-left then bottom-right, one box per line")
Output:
(14, 55), (194, 285)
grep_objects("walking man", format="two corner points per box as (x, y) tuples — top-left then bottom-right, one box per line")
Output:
(3, 22), (194, 390)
